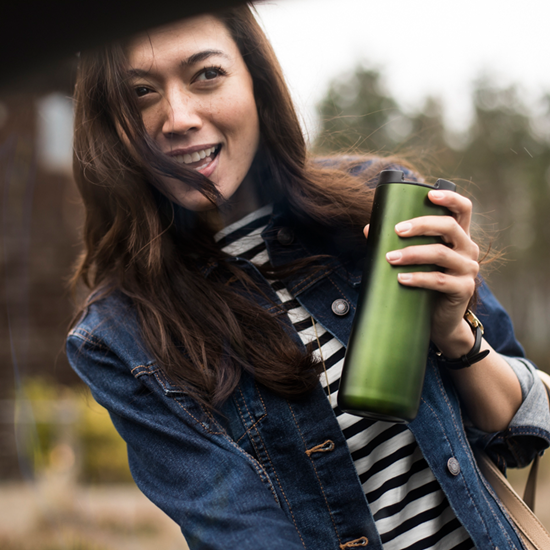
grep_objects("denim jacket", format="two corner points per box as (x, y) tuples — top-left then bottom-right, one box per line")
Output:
(67, 201), (550, 550)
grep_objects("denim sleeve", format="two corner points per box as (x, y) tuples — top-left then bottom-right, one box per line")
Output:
(466, 282), (550, 470)
(66, 331), (305, 550)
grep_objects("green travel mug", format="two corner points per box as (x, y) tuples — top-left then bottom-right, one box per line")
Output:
(338, 170), (456, 423)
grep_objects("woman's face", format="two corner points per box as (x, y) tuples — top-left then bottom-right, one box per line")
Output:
(125, 15), (261, 211)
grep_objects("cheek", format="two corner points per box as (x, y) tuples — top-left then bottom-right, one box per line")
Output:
(218, 91), (259, 147)
(140, 107), (161, 137)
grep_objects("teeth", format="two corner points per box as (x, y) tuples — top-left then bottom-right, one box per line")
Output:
(173, 146), (218, 165)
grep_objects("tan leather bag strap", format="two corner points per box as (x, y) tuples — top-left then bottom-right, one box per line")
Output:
(475, 370), (550, 550)
(476, 449), (549, 549)
(523, 453), (540, 511)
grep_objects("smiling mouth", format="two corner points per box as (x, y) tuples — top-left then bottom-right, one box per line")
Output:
(172, 145), (220, 170)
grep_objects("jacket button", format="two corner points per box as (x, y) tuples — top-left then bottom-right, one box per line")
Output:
(277, 227), (294, 246)
(331, 299), (350, 316)
(447, 457), (460, 476)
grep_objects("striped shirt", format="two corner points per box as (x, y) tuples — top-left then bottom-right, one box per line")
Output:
(215, 205), (475, 550)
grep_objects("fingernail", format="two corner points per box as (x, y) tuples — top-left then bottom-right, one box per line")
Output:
(430, 191), (443, 199)
(395, 222), (412, 233)
(398, 273), (412, 282)
(386, 251), (402, 262)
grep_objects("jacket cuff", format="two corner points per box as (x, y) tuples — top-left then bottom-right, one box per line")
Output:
(506, 356), (550, 432)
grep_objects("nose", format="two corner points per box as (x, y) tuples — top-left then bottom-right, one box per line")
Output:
(161, 87), (203, 138)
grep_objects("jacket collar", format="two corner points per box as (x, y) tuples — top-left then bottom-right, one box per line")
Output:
(198, 200), (366, 294)
(262, 201), (365, 295)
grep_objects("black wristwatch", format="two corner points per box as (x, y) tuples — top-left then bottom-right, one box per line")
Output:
(437, 310), (490, 369)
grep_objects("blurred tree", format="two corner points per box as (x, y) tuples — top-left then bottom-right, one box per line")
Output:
(404, 97), (455, 175)
(314, 67), (403, 154)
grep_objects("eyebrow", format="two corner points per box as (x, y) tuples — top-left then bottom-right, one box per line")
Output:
(127, 49), (229, 78)
(184, 49), (228, 67)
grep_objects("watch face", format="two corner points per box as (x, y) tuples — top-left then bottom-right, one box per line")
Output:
(464, 309), (484, 334)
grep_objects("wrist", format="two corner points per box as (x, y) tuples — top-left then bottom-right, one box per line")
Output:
(433, 319), (476, 359)
(435, 310), (491, 369)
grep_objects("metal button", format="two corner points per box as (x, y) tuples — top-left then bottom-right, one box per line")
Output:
(447, 457), (460, 476)
(331, 299), (350, 316)
(277, 227), (294, 246)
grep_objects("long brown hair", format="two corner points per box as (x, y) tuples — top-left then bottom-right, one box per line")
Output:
(71, 4), (417, 407)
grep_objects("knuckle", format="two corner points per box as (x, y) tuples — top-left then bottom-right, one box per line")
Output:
(404, 246), (419, 262)
(436, 244), (449, 262)
(445, 217), (460, 235)
(465, 277), (476, 296)
(462, 196), (473, 210)
(442, 215), (455, 229)
(435, 271), (447, 288)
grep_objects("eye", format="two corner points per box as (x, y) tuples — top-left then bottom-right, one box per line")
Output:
(134, 86), (153, 97)
(194, 66), (226, 83)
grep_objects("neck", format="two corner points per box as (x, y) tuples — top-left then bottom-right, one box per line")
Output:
(200, 170), (267, 233)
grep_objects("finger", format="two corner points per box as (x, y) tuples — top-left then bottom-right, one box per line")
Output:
(396, 271), (477, 301)
(427, 190), (473, 235)
(395, 215), (479, 258)
(363, 224), (370, 239)
(386, 243), (480, 276)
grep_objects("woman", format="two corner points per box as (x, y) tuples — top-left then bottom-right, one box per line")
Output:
(67, 5), (550, 549)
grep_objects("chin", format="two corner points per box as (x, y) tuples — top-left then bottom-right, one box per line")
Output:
(160, 180), (215, 212)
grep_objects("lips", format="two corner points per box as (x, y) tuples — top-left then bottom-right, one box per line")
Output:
(166, 144), (221, 180)
(168, 144), (220, 171)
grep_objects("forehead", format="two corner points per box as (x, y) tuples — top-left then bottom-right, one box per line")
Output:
(126, 15), (238, 67)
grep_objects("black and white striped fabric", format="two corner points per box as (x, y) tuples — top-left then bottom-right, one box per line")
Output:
(215, 206), (475, 550)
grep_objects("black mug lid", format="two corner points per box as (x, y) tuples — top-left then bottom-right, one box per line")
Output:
(378, 170), (456, 192)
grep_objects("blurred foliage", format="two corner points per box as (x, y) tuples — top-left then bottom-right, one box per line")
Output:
(75, 387), (134, 484)
(20, 377), (133, 483)
(315, 67), (401, 154)
(314, 66), (550, 370)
